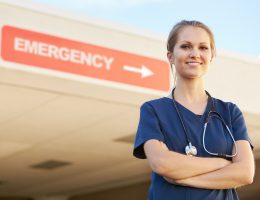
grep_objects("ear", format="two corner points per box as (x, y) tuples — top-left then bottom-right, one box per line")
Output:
(167, 51), (174, 64)
(210, 56), (213, 63)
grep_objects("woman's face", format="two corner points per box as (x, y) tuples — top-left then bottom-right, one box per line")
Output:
(168, 26), (212, 80)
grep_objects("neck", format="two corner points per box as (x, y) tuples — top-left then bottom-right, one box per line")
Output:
(174, 79), (207, 103)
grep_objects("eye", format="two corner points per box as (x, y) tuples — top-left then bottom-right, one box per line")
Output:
(180, 44), (191, 49)
(200, 46), (209, 50)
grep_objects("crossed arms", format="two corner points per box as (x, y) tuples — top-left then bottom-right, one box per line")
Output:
(144, 139), (255, 189)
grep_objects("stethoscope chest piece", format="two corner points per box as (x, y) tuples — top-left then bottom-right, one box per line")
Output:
(185, 142), (197, 156)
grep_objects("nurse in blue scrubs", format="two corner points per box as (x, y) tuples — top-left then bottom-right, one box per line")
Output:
(133, 20), (255, 200)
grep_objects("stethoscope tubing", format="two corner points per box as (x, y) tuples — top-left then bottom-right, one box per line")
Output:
(202, 122), (237, 158)
(171, 88), (237, 158)
(172, 93), (192, 144)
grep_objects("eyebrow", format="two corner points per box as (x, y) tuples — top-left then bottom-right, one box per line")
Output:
(179, 41), (209, 45)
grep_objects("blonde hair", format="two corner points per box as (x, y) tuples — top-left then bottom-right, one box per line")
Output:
(167, 20), (216, 59)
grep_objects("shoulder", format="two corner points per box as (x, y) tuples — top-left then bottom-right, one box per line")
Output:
(214, 97), (239, 109)
(213, 97), (236, 109)
(140, 97), (172, 110)
(213, 97), (242, 119)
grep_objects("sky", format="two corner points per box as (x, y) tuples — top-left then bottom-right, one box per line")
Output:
(29, 0), (260, 58)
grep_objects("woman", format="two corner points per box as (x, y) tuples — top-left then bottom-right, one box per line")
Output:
(133, 20), (255, 200)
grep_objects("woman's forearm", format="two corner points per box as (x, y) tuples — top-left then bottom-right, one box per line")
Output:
(166, 141), (255, 189)
(154, 150), (231, 180)
(173, 141), (255, 189)
(145, 140), (231, 180)
(174, 161), (253, 189)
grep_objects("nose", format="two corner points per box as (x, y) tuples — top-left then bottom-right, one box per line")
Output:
(189, 48), (200, 58)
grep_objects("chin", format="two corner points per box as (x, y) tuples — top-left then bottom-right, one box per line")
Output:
(184, 73), (204, 79)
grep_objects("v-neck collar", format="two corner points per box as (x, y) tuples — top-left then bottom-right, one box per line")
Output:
(174, 98), (211, 123)
(165, 93), (212, 123)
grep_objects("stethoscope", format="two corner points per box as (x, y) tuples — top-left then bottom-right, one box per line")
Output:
(171, 88), (237, 158)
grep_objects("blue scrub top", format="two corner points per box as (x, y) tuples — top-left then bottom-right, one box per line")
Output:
(133, 95), (253, 200)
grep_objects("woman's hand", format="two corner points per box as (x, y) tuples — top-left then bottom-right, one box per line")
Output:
(163, 177), (176, 184)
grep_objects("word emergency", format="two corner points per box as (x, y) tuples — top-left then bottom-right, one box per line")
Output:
(14, 37), (114, 70)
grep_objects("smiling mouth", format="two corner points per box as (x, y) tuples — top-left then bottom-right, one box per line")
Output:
(186, 62), (202, 65)
(186, 61), (202, 64)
